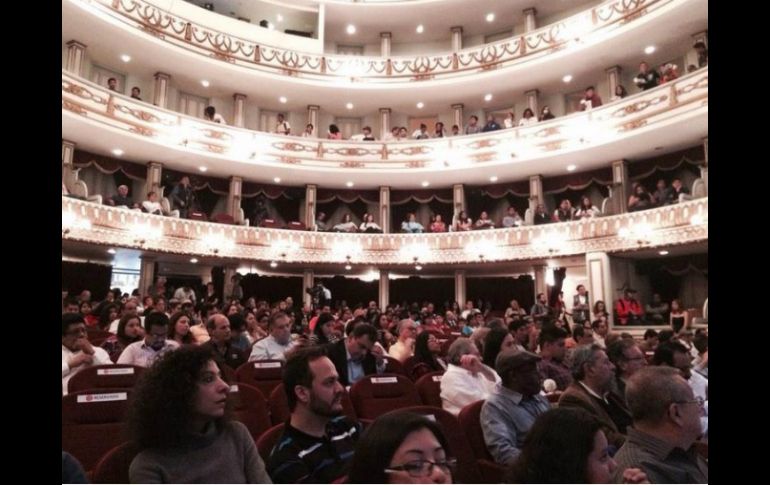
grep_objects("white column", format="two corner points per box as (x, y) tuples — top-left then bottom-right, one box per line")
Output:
(528, 175), (543, 211)
(228, 176), (243, 222)
(379, 270), (389, 309)
(533, 265), (548, 302)
(612, 160), (630, 213)
(153, 72), (171, 108)
(453, 184), (465, 217)
(701, 137), (708, 194)
(451, 26), (463, 51)
(146, 162), (163, 198)
(303, 270), (315, 308)
(307, 105), (320, 135)
(223, 266), (237, 301)
(523, 8), (537, 32)
(65, 40), (87, 76)
(379, 108), (391, 140)
(317, 3), (326, 47)
(139, 256), (156, 299)
(605, 66), (622, 99)
(586, 252), (614, 326)
(525, 90), (539, 116)
(62, 140), (76, 189)
(305, 184), (317, 229)
(451, 104), (464, 130)
(380, 186), (391, 233)
(233, 94), (247, 128)
(380, 32), (392, 57)
(455, 270), (466, 307)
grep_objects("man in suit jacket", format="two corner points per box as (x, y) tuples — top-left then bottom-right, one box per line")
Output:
(326, 323), (385, 387)
(558, 344), (632, 449)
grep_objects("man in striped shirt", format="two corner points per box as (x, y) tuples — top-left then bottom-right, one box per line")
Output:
(267, 346), (361, 483)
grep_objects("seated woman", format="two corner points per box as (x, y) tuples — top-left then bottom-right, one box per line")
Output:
(539, 106), (556, 121)
(328, 124), (342, 140)
(474, 211), (495, 229)
(128, 346), (270, 483)
(482, 327), (514, 368)
(611, 85), (628, 102)
(504, 299), (527, 324)
(503, 111), (516, 128)
(402, 213), (425, 233)
(553, 199), (575, 222)
(141, 191), (167, 216)
(309, 312), (341, 346)
(429, 214), (447, 233)
(506, 408), (647, 484)
(203, 106), (226, 125)
(628, 183), (654, 212)
(333, 213), (358, 232)
(575, 196), (601, 219)
(453, 211), (473, 231)
(168, 311), (195, 346)
(360, 213), (383, 233)
(409, 332), (448, 381)
(244, 310), (268, 345)
(101, 314), (145, 363)
(593, 301), (609, 321)
(433, 121), (447, 138)
(519, 108), (538, 126)
(348, 412), (455, 484)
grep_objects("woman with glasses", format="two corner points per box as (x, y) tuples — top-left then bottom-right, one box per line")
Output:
(410, 331), (448, 381)
(348, 412), (455, 484)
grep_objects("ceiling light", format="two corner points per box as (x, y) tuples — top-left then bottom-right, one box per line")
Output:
(658, 250), (669, 255)
(199, 166), (208, 172)
(346, 24), (356, 35)
(276, 14), (283, 22)
(120, 54), (131, 63)
(107, 248), (117, 254)
(201, 80), (210, 87)
(273, 177), (281, 183)
(270, 261), (278, 268)
(416, 102), (424, 109)
(111, 148), (124, 156)
(279, 96), (287, 103)
(489, 175), (498, 182)
(486, 13), (495, 22)
(190, 258), (198, 263)
(346, 102), (354, 110)
(567, 164), (577, 172)
(345, 264), (352, 270)
(562, 74), (573, 83)
(644, 45), (656, 54)
(415, 265), (423, 271)
(416, 24), (424, 33)
(484, 94), (493, 102)
(421, 181), (430, 187)
(346, 181), (354, 187)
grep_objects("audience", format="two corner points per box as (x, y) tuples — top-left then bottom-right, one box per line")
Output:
(440, 338), (501, 415)
(62, 313), (113, 394)
(409, 331), (447, 380)
(249, 312), (296, 361)
(117, 312), (180, 367)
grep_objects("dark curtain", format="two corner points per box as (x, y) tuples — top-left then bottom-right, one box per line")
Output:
(546, 181), (610, 213)
(466, 187), (530, 221)
(633, 163), (702, 192)
(547, 268), (567, 307)
(240, 274), (302, 305)
(72, 149), (147, 179)
(112, 171), (140, 198)
(628, 145), (705, 179)
(161, 168), (228, 218)
(211, 267), (224, 304)
(636, 255), (708, 303)
(242, 191), (303, 225)
(390, 277), (454, 309)
(318, 276), (379, 309)
(468, 275), (535, 313)
(62, 261), (112, 301)
(317, 199), (371, 222)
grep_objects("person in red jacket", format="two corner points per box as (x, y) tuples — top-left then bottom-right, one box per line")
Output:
(615, 288), (644, 325)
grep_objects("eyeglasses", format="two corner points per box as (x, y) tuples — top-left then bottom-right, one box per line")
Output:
(384, 458), (457, 477)
(674, 396), (705, 408)
(65, 327), (87, 336)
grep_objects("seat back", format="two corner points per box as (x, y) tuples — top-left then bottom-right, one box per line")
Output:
(383, 356), (406, 376)
(349, 374), (421, 420)
(235, 360), (285, 399)
(457, 399), (493, 461)
(228, 383), (272, 441)
(269, 383), (357, 425)
(86, 329), (112, 347)
(414, 372), (444, 408)
(91, 442), (140, 484)
(259, 219), (284, 229)
(256, 423), (285, 463)
(211, 213), (235, 224)
(68, 364), (145, 394)
(286, 221), (307, 231)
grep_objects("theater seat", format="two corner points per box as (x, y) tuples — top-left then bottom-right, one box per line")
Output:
(256, 423), (285, 463)
(414, 371), (444, 408)
(457, 399), (506, 483)
(383, 357), (406, 376)
(259, 219), (284, 229)
(235, 360), (284, 400)
(228, 383), (272, 441)
(286, 221), (307, 231)
(210, 213), (235, 224)
(68, 364), (145, 394)
(349, 374), (421, 420)
(91, 442), (140, 484)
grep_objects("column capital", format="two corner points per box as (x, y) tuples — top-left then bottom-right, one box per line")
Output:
(525, 89), (540, 96)
(605, 65), (622, 74)
(451, 103), (464, 110)
(450, 26), (463, 34)
(62, 140), (76, 150)
(154, 72), (171, 81)
(233, 93), (247, 101)
(307, 105), (320, 111)
(229, 175), (243, 182)
(147, 161), (163, 168)
(66, 39), (87, 49)
(523, 7), (537, 16)
(380, 32), (392, 38)
(379, 107), (392, 114)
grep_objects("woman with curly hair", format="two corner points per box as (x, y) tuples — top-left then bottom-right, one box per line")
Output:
(167, 311), (195, 346)
(101, 314), (145, 363)
(127, 346), (271, 483)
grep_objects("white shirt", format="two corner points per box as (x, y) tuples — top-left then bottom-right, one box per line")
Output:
(249, 335), (296, 362)
(142, 201), (163, 214)
(440, 363), (501, 415)
(62, 345), (113, 395)
(503, 118), (515, 129)
(518, 117), (538, 126)
(274, 120), (291, 135)
(212, 113), (226, 124)
(688, 370), (708, 402)
(116, 339), (180, 367)
(388, 339), (415, 363)
(359, 222), (382, 231)
(173, 288), (196, 305)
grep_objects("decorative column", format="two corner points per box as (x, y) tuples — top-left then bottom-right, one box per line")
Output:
(451, 104), (464, 129)
(223, 266), (237, 301)
(303, 270), (314, 308)
(307, 105), (320, 134)
(65, 40), (87, 76)
(228, 176), (243, 223)
(146, 162), (163, 198)
(525, 90), (539, 116)
(380, 186), (391, 233)
(523, 8), (537, 32)
(451, 26), (463, 51)
(452, 184), (465, 217)
(380, 32), (392, 57)
(317, 3), (326, 47)
(701, 137), (708, 194)
(138, 256), (156, 299)
(605, 66), (622, 99)
(586, 252), (614, 326)
(533, 265), (548, 302)
(686, 31), (708, 69)
(528, 175), (544, 214)
(454, 270), (466, 307)
(305, 184), (317, 229)
(611, 159), (630, 213)
(62, 140), (76, 189)
(233, 94), (247, 128)
(379, 270), (389, 309)
(153, 72), (171, 108)
(379, 108), (391, 140)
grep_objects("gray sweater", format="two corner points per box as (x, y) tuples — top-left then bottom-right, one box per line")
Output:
(129, 421), (271, 483)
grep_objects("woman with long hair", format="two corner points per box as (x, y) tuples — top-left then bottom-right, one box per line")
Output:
(410, 331), (448, 380)
(168, 311), (195, 346)
(309, 312), (340, 346)
(98, 303), (120, 331)
(482, 327), (515, 368)
(669, 298), (689, 333)
(101, 314), (145, 363)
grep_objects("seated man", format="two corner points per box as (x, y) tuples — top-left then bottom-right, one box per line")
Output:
(474, 211), (495, 229)
(117, 312), (180, 367)
(606, 338), (647, 400)
(653, 341), (708, 404)
(401, 213), (425, 233)
(638, 329), (659, 353)
(613, 367), (707, 483)
(61, 313), (112, 394)
(200, 314), (248, 370)
(481, 350), (550, 466)
(533, 204), (551, 225)
(537, 326), (572, 391)
(314, 211), (328, 232)
(387, 319), (416, 363)
(249, 312), (296, 362)
(670, 178), (690, 202)
(501, 207), (523, 228)
(141, 191), (167, 215)
(326, 323), (385, 387)
(267, 346), (362, 483)
(108, 185), (139, 209)
(615, 288), (644, 325)
(440, 338), (501, 415)
(645, 293), (670, 324)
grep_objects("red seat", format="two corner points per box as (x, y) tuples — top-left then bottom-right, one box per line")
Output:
(457, 399), (506, 483)
(62, 389), (132, 472)
(286, 221), (307, 231)
(385, 406), (481, 483)
(67, 364), (145, 394)
(87, 329), (112, 347)
(402, 356), (419, 380)
(349, 374), (421, 420)
(259, 219), (284, 229)
(256, 423), (285, 463)
(91, 442), (140, 484)
(210, 213), (235, 224)
(414, 371), (444, 408)
(235, 360), (284, 400)
(383, 356), (406, 376)
(188, 211), (208, 221)
(268, 383), (357, 426)
(229, 383), (272, 441)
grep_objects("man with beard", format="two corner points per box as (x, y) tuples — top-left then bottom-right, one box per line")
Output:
(267, 346), (362, 483)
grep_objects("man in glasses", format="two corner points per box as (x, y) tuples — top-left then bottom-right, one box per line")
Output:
(117, 312), (179, 367)
(607, 338), (647, 400)
(613, 366), (707, 483)
(61, 313), (112, 394)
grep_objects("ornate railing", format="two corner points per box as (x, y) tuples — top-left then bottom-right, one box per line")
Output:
(62, 197), (708, 265)
(62, 68), (708, 171)
(69, 0), (686, 83)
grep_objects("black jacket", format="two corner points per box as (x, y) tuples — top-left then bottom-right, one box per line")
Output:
(326, 339), (377, 387)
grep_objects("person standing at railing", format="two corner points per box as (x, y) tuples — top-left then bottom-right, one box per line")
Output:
(633, 61), (660, 91)
(412, 123), (430, 139)
(328, 124), (342, 139)
(504, 111), (516, 128)
(579, 86), (603, 111)
(169, 176), (195, 219)
(482, 114), (502, 132)
(433, 121), (447, 138)
(274, 113), (290, 135)
(519, 108), (538, 126)
(539, 106), (555, 121)
(465, 115), (481, 134)
(610, 85), (628, 102)
(203, 106), (226, 125)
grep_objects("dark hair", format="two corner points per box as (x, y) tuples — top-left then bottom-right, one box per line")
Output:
(108, 77), (116, 83)
(585, 85), (595, 91)
(204, 106), (215, 118)
(349, 323), (378, 342)
(539, 325), (568, 347)
(413, 332), (441, 371)
(470, 115), (478, 121)
(98, 303), (120, 331)
(329, 124), (340, 134)
(482, 328), (510, 368)
(507, 408), (602, 483)
(283, 345), (329, 411)
(572, 325), (587, 340)
(269, 311), (290, 330)
(128, 346), (226, 449)
(228, 313), (246, 332)
(693, 333), (708, 354)
(606, 338), (638, 367)
(62, 312), (85, 336)
(145, 311), (170, 331)
(348, 412), (452, 484)
(643, 329), (659, 340)
(657, 329), (675, 344)
(509, 319), (528, 333)
(167, 311), (194, 344)
(652, 341), (689, 366)
(312, 312), (336, 344)
(117, 314), (144, 346)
